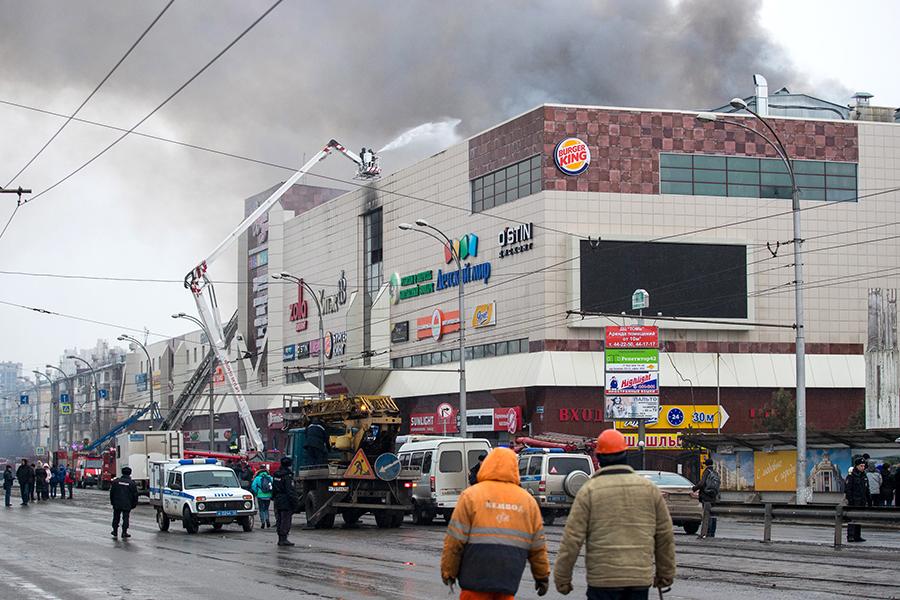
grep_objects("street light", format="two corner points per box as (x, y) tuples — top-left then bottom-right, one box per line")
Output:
(272, 272), (326, 401)
(117, 335), (156, 421)
(399, 219), (468, 438)
(696, 105), (808, 504)
(173, 313), (217, 450)
(67, 355), (101, 444)
(33, 370), (57, 460)
(45, 364), (71, 450)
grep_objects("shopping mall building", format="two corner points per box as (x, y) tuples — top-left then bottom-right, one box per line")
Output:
(224, 87), (899, 452)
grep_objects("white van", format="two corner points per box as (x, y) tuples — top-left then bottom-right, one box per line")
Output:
(397, 436), (491, 524)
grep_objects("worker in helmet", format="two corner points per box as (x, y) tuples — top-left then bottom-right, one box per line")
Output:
(554, 429), (675, 599)
(441, 447), (550, 599)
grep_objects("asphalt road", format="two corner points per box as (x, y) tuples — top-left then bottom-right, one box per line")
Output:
(1, 489), (898, 600)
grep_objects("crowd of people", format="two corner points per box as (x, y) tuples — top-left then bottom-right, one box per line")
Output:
(4, 458), (76, 507)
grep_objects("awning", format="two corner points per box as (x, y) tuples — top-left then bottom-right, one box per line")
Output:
(376, 351), (864, 398)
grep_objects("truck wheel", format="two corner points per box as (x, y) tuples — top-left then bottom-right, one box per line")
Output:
(374, 511), (394, 529)
(411, 505), (432, 526)
(156, 509), (170, 532)
(305, 491), (335, 529)
(239, 516), (254, 532)
(390, 512), (404, 528)
(683, 522), (700, 535)
(183, 507), (199, 534)
(341, 510), (363, 526)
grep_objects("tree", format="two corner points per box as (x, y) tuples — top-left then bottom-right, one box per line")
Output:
(756, 388), (796, 433)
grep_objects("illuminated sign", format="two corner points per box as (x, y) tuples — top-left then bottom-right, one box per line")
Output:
(605, 326), (659, 348)
(605, 372), (659, 395)
(623, 432), (683, 450)
(318, 270), (349, 315)
(297, 341), (310, 359)
(604, 349), (659, 372)
(554, 137), (590, 175)
(470, 302), (497, 329)
(288, 280), (309, 332)
(416, 308), (460, 341)
(397, 270), (435, 301)
(445, 233), (478, 264)
(391, 321), (409, 343)
(498, 222), (534, 259)
(324, 331), (347, 360)
(614, 404), (730, 431)
(283, 345), (296, 362)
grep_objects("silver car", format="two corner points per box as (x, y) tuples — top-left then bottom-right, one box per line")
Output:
(637, 470), (704, 534)
(518, 449), (593, 525)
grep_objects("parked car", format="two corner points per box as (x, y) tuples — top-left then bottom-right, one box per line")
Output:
(398, 436), (491, 525)
(637, 470), (704, 534)
(518, 448), (593, 525)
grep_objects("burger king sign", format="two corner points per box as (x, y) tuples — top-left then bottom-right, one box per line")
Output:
(554, 137), (590, 175)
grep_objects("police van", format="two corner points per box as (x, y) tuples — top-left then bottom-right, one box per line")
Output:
(149, 458), (257, 534)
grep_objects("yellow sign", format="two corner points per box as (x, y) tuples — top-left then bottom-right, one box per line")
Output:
(344, 448), (376, 480)
(614, 405), (729, 431)
(754, 450), (796, 491)
(623, 432), (683, 450)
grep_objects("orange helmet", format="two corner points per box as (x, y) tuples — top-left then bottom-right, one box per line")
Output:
(595, 429), (628, 454)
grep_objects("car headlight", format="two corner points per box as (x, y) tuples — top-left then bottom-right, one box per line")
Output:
(244, 501), (252, 509)
(197, 503), (206, 511)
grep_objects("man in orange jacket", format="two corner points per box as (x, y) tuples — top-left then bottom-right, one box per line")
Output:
(441, 447), (550, 600)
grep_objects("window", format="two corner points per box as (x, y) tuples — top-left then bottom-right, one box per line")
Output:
(364, 208), (383, 298)
(518, 458), (530, 477)
(422, 451), (433, 474)
(526, 458), (542, 477)
(468, 449), (486, 469)
(472, 155), (541, 212)
(184, 470), (240, 489)
(390, 338), (529, 369)
(547, 457), (591, 477)
(439, 450), (463, 473)
(399, 454), (410, 468)
(660, 153), (857, 202)
(410, 452), (424, 469)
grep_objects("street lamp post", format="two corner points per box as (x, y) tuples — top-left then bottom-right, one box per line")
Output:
(399, 220), (468, 438)
(696, 103), (809, 504)
(17, 375), (39, 450)
(273, 273), (326, 401)
(33, 370), (57, 461)
(117, 335), (156, 423)
(173, 313), (217, 451)
(45, 365), (70, 450)
(67, 355), (101, 445)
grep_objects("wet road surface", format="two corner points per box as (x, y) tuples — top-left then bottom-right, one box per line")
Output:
(1, 489), (899, 599)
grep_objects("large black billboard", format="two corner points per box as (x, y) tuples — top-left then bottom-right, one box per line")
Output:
(579, 240), (747, 319)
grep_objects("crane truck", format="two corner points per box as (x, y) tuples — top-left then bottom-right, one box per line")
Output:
(182, 140), (380, 458)
(282, 394), (418, 529)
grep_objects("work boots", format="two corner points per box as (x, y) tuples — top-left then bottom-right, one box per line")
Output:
(277, 535), (295, 547)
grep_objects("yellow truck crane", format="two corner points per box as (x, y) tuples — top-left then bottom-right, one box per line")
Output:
(282, 394), (418, 529)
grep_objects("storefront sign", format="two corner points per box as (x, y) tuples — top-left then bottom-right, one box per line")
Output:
(323, 331), (347, 360)
(554, 137), (590, 175)
(623, 432), (683, 450)
(445, 233), (479, 264)
(410, 408), (459, 434)
(498, 222), (534, 259)
(297, 341), (310, 359)
(614, 405), (730, 431)
(470, 302), (497, 329)
(558, 407), (605, 423)
(605, 326), (659, 349)
(436, 261), (492, 289)
(416, 308), (460, 341)
(605, 396), (659, 420)
(466, 407), (523, 433)
(318, 270), (349, 315)
(605, 372), (658, 395)
(391, 321), (409, 343)
(604, 349), (659, 372)
(283, 345), (296, 362)
(397, 270), (435, 302)
(267, 410), (284, 429)
(289, 280), (309, 332)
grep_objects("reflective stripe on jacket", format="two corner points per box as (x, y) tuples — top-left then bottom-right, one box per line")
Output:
(441, 448), (550, 595)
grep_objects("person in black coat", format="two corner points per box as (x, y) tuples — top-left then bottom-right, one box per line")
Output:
(3, 465), (14, 508)
(468, 453), (486, 485)
(15, 459), (33, 506)
(109, 466), (139, 539)
(845, 457), (870, 542)
(303, 419), (328, 467)
(271, 457), (298, 547)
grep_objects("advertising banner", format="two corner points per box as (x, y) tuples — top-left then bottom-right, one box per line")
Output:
(605, 325), (659, 349)
(754, 450), (797, 492)
(409, 411), (459, 435)
(470, 302), (497, 329)
(605, 396), (659, 420)
(605, 372), (658, 395)
(614, 405), (730, 431)
(710, 451), (755, 491)
(605, 348), (659, 372)
(622, 432), (682, 450)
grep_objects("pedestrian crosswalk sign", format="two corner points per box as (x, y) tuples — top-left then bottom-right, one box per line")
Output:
(344, 448), (376, 480)
(60, 403), (73, 415)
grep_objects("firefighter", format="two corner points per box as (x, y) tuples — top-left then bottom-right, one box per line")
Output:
(441, 447), (550, 599)
(304, 418), (328, 466)
(109, 466), (139, 539)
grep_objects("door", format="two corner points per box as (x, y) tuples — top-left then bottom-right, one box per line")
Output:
(434, 442), (467, 507)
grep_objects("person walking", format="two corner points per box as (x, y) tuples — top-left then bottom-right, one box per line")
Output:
(251, 464), (274, 529)
(554, 429), (676, 600)
(64, 466), (75, 500)
(271, 457), (298, 546)
(866, 461), (882, 507)
(845, 457), (870, 542)
(49, 465), (59, 499)
(110, 466), (139, 539)
(441, 447), (550, 600)
(237, 461), (255, 491)
(693, 458), (721, 538)
(468, 452), (487, 486)
(3, 465), (14, 508)
(16, 459), (33, 506)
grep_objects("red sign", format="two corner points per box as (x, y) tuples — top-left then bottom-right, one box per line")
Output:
(409, 410), (459, 434)
(558, 407), (605, 423)
(416, 308), (460, 341)
(289, 281), (309, 332)
(605, 326), (659, 348)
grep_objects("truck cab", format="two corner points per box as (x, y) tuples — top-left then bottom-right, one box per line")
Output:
(75, 455), (103, 488)
(150, 459), (257, 534)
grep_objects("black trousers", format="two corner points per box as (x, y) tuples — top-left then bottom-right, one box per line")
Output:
(587, 587), (649, 600)
(112, 509), (131, 533)
(19, 483), (29, 504)
(276, 509), (293, 537)
(848, 523), (862, 540)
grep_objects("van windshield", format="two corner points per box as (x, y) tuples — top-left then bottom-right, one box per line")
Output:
(84, 459), (102, 468)
(184, 470), (240, 489)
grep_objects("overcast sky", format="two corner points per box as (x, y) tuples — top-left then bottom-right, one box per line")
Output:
(0, 0), (897, 377)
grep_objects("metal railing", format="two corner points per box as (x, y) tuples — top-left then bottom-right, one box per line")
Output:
(708, 502), (900, 549)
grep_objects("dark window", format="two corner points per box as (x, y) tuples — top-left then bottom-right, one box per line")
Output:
(410, 452), (424, 469)
(527, 458), (542, 477)
(364, 208), (383, 298)
(422, 451), (433, 474)
(439, 450), (463, 473)
(547, 457), (592, 476)
(471, 155), (541, 212)
(467, 449), (486, 469)
(518, 458), (529, 477)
